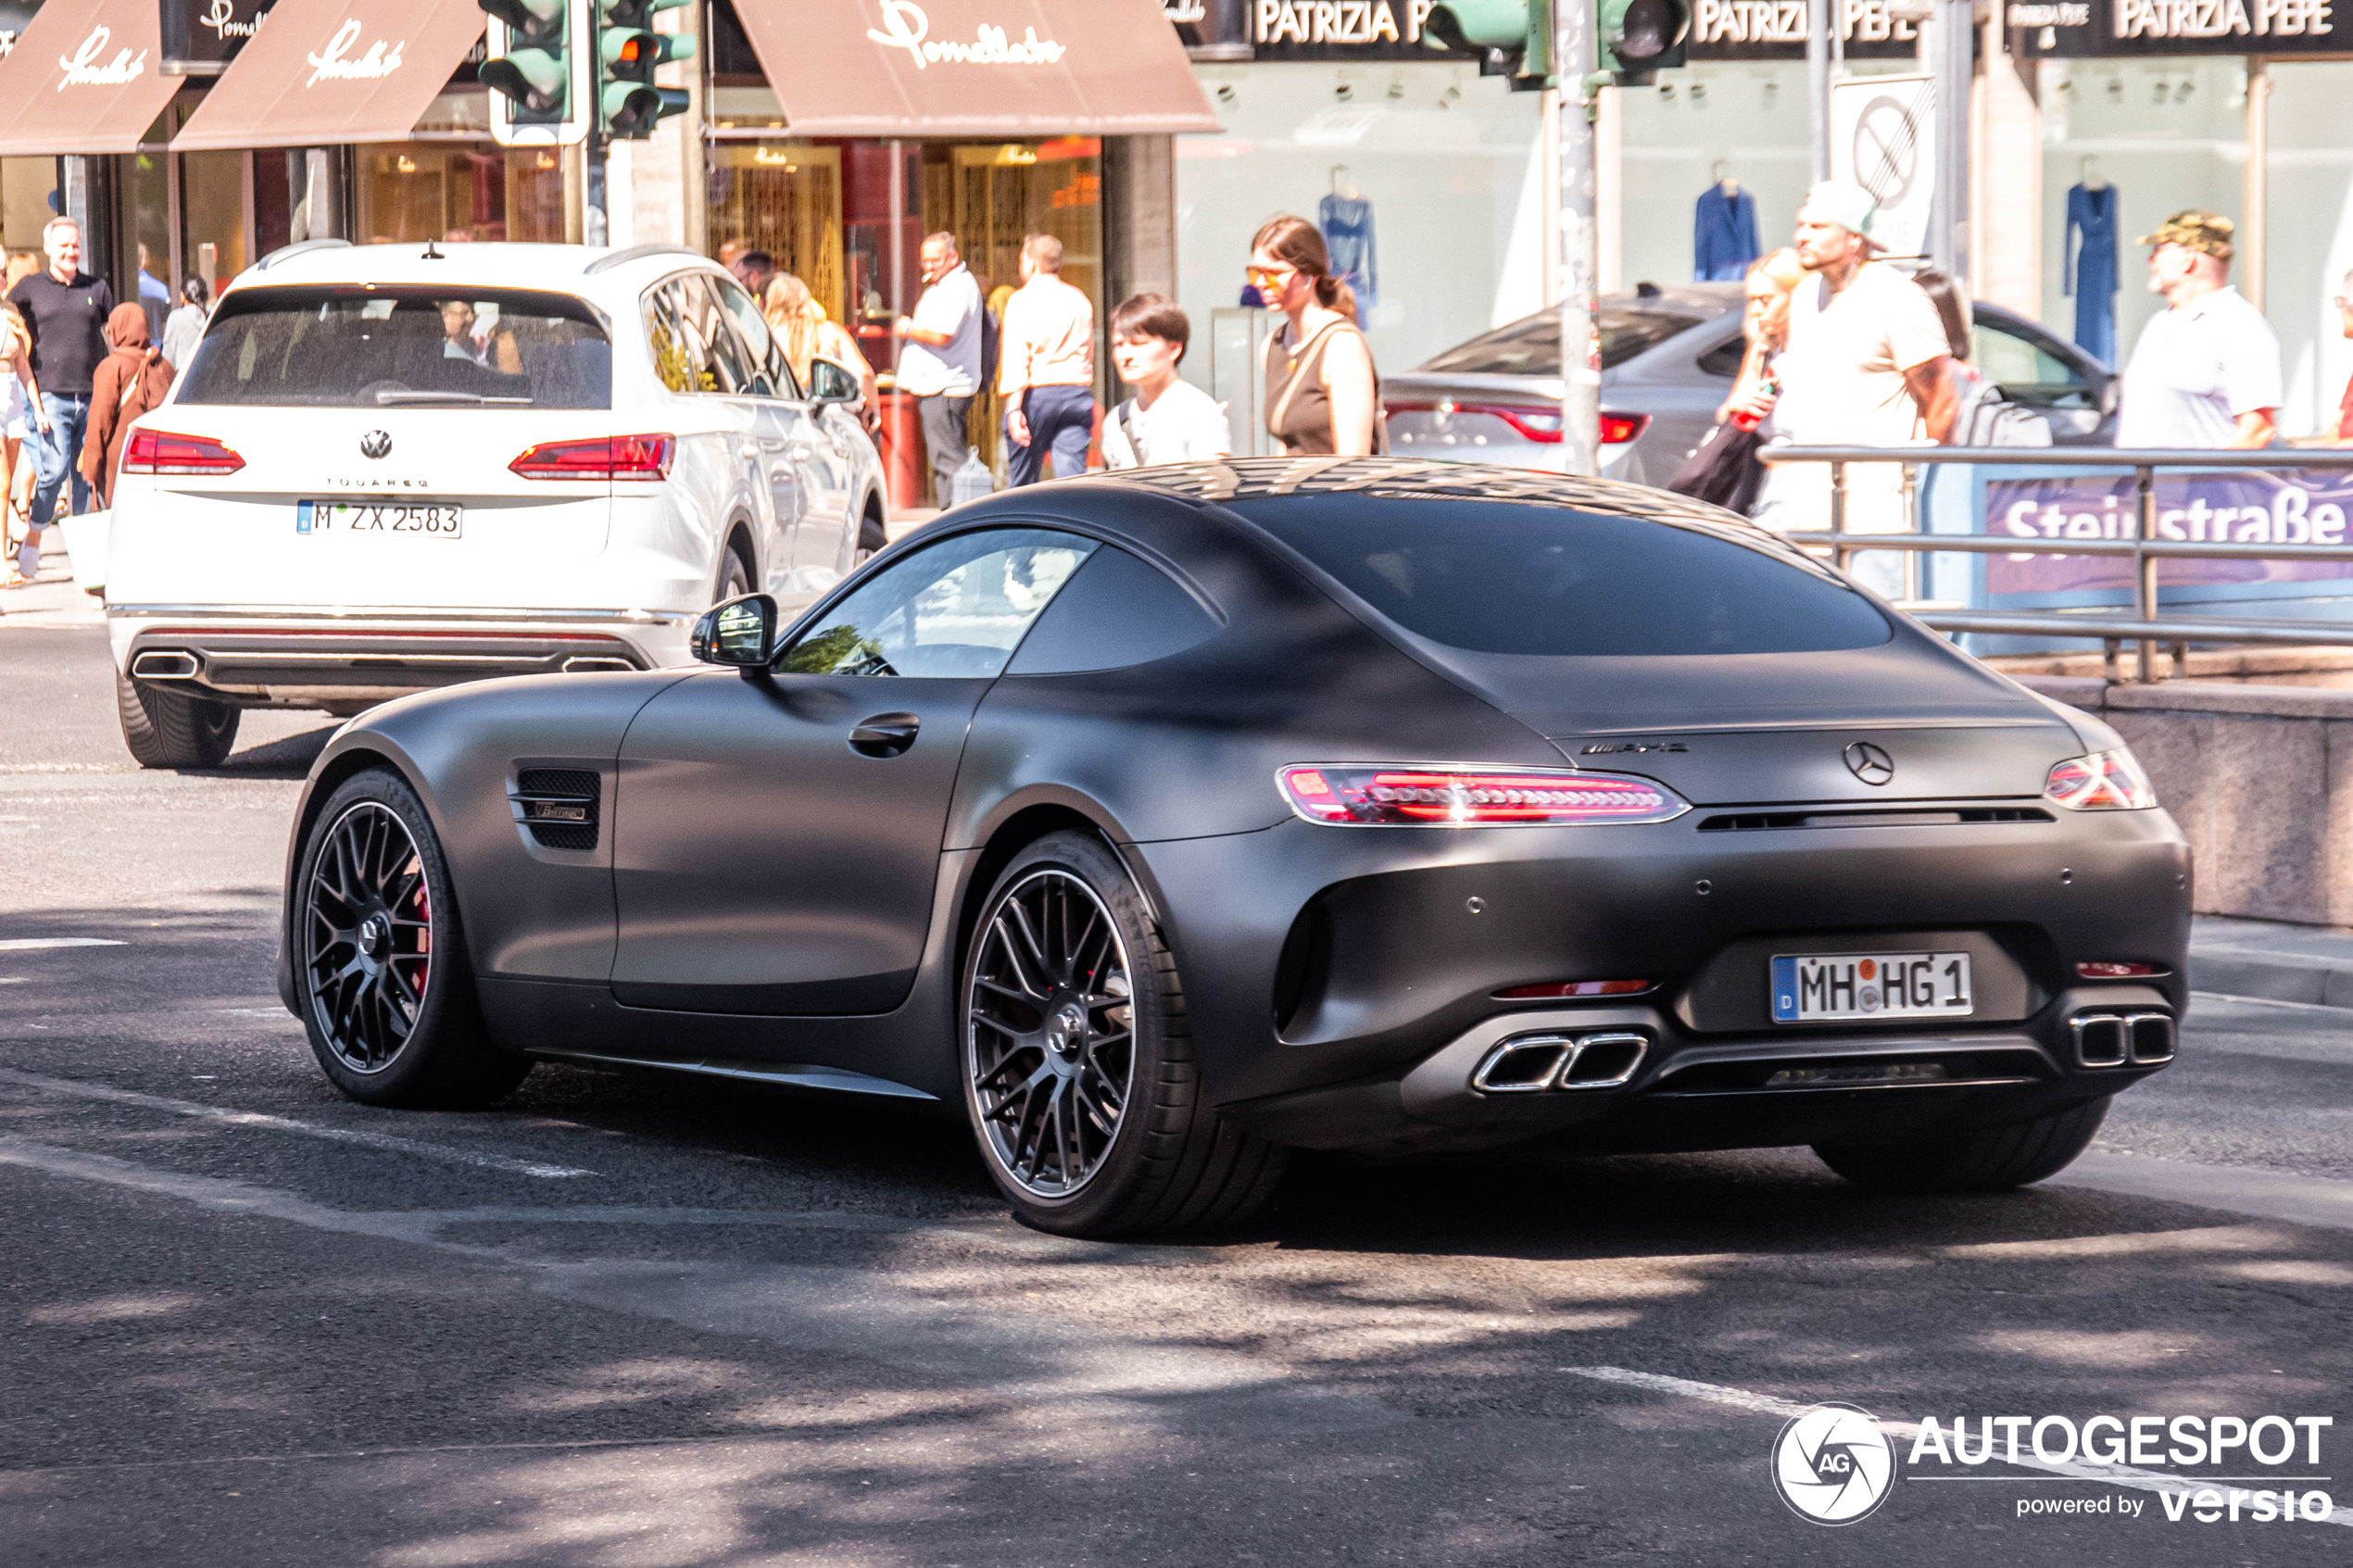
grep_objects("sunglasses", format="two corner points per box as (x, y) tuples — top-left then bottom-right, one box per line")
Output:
(1247, 264), (1296, 290)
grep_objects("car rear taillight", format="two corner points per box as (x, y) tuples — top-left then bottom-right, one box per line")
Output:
(1384, 402), (1648, 447)
(510, 433), (675, 480)
(2077, 961), (2168, 978)
(1496, 979), (1654, 999)
(120, 428), (245, 475)
(1277, 765), (1688, 827)
(1600, 412), (1650, 445)
(2044, 747), (2157, 810)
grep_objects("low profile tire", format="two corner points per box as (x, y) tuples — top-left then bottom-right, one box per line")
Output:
(857, 505), (887, 556)
(293, 769), (530, 1109)
(716, 544), (753, 602)
(116, 669), (239, 770)
(1813, 1096), (2110, 1193)
(962, 831), (1288, 1237)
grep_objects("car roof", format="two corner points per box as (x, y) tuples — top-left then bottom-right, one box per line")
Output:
(219, 241), (718, 302)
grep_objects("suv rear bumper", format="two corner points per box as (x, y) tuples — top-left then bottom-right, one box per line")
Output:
(108, 605), (698, 709)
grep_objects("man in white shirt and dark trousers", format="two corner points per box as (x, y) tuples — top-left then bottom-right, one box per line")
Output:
(2115, 210), (2280, 450)
(892, 232), (983, 507)
(1101, 295), (1231, 469)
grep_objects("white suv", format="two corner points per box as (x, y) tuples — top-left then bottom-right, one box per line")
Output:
(103, 240), (888, 768)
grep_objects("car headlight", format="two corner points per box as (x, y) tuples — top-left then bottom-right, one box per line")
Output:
(2043, 747), (2158, 810)
(1277, 764), (1690, 827)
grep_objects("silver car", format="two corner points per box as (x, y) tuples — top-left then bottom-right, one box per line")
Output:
(1384, 283), (2118, 485)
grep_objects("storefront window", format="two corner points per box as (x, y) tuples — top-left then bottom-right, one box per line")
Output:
(352, 144), (565, 245)
(0, 157), (57, 255)
(181, 149), (247, 304)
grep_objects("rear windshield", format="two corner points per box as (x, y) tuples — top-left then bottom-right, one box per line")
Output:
(1416, 307), (1703, 377)
(177, 286), (610, 408)
(1232, 496), (1891, 657)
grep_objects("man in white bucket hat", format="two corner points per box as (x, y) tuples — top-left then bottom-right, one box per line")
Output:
(1739, 181), (1957, 588)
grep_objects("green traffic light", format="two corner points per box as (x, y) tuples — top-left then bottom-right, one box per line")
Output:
(480, 47), (568, 114)
(481, 0), (564, 44)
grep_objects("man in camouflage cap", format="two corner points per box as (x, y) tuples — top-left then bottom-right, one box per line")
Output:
(2116, 208), (2279, 449)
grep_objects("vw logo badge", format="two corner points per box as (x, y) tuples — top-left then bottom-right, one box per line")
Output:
(1843, 742), (1894, 786)
(359, 430), (393, 459)
(1770, 1402), (1897, 1525)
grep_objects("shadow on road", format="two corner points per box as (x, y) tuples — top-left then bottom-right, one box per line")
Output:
(190, 724), (339, 779)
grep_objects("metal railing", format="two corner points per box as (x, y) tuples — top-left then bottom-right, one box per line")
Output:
(1757, 445), (2353, 682)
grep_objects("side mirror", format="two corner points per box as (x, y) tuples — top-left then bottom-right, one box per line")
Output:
(809, 358), (861, 406)
(689, 593), (778, 671)
(2098, 378), (2120, 418)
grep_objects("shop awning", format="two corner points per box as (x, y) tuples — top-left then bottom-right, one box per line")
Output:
(0, 0), (183, 155)
(738, 0), (1217, 137)
(170, 0), (484, 151)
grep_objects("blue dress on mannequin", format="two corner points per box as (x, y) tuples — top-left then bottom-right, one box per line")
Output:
(1694, 182), (1760, 282)
(2065, 182), (2120, 369)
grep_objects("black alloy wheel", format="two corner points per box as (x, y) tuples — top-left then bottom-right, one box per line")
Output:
(961, 832), (1287, 1236)
(295, 770), (529, 1107)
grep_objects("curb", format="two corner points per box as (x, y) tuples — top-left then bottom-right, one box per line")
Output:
(2186, 948), (2353, 1010)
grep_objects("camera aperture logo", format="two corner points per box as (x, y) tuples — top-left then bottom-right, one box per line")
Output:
(1772, 1402), (1898, 1524)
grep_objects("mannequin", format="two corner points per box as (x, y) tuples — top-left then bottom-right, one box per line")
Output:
(1694, 162), (1760, 282)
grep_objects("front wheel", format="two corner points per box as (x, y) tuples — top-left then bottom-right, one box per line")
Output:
(1813, 1097), (2109, 1193)
(116, 670), (238, 769)
(962, 832), (1286, 1236)
(293, 769), (530, 1108)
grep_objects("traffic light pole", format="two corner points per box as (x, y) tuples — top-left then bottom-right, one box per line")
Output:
(1555, 0), (1600, 478)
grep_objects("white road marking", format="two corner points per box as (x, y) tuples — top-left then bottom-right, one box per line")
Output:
(1561, 1365), (2353, 1523)
(0, 937), (127, 951)
(2050, 1152), (2353, 1233)
(0, 1068), (593, 1179)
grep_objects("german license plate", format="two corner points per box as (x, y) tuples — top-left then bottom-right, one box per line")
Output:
(296, 500), (463, 537)
(1771, 951), (1972, 1022)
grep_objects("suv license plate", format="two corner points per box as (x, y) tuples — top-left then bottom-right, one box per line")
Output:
(296, 500), (463, 537)
(1771, 952), (1972, 1022)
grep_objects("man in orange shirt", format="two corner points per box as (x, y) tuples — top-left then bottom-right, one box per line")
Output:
(997, 232), (1095, 487)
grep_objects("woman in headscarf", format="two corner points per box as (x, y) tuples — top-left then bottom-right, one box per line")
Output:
(761, 272), (875, 411)
(79, 302), (174, 508)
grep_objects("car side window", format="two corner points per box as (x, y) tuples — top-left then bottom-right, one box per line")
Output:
(708, 272), (781, 398)
(680, 274), (759, 395)
(646, 278), (722, 395)
(1972, 320), (2091, 408)
(1694, 330), (1746, 379)
(780, 529), (1100, 679)
(1006, 547), (1221, 674)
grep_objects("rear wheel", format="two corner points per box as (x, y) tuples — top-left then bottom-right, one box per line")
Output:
(116, 670), (238, 770)
(293, 769), (530, 1108)
(962, 832), (1287, 1236)
(1813, 1097), (2109, 1193)
(716, 543), (752, 602)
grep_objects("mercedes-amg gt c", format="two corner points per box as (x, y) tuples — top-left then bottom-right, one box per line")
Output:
(279, 459), (2190, 1236)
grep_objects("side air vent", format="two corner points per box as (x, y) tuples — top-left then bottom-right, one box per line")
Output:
(512, 769), (600, 851)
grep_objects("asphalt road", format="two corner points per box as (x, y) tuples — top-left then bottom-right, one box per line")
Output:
(5, 622), (2351, 1567)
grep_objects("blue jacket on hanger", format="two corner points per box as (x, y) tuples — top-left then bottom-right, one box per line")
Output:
(1317, 193), (1378, 311)
(2064, 182), (2120, 370)
(1694, 183), (1760, 282)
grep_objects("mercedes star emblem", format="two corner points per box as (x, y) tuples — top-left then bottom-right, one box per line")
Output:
(1843, 742), (1894, 786)
(359, 431), (393, 459)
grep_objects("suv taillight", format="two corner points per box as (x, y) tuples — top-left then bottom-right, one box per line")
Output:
(120, 428), (245, 475)
(510, 433), (675, 480)
(1277, 765), (1689, 827)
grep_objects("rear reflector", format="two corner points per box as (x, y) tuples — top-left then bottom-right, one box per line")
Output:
(2076, 961), (2167, 978)
(120, 428), (245, 475)
(1495, 979), (1653, 999)
(510, 433), (675, 480)
(1277, 764), (1688, 827)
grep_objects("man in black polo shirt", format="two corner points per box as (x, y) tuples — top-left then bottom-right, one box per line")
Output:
(9, 217), (114, 546)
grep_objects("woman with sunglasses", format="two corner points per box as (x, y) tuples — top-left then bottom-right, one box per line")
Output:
(1250, 215), (1383, 457)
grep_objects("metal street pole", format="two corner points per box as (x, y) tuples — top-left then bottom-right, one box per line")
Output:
(1806, 0), (1831, 183)
(1930, 0), (1970, 277)
(1556, 0), (1599, 477)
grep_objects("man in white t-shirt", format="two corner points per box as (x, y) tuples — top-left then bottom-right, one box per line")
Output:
(1736, 181), (1956, 590)
(1101, 294), (1231, 470)
(2116, 210), (2279, 450)
(892, 232), (983, 507)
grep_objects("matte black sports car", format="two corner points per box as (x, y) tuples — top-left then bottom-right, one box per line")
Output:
(279, 459), (2191, 1236)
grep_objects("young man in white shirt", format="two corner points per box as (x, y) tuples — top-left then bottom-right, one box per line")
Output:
(1101, 295), (1231, 470)
(892, 232), (984, 508)
(2115, 210), (2279, 450)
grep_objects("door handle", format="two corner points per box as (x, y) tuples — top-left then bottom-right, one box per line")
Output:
(737, 442), (763, 460)
(848, 712), (920, 758)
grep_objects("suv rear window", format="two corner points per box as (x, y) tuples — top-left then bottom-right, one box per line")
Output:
(1232, 495), (1890, 657)
(177, 286), (610, 408)
(1416, 308), (1703, 377)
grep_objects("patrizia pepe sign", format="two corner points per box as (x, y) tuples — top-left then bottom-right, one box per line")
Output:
(161, 0), (278, 74)
(2010, 0), (2343, 54)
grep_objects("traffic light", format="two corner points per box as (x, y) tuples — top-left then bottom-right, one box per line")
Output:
(596, 0), (695, 139)
(1423, 0), (1552, 89)
(1600, 0), (1689, 85)
(482, 0), (586, 145)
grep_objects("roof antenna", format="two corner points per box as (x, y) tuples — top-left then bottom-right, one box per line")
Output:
(422, 236), (444, 261)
